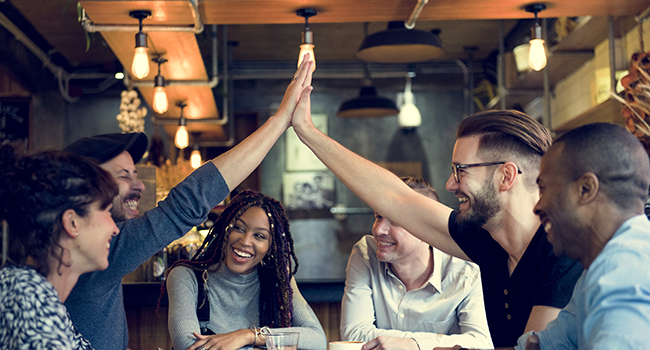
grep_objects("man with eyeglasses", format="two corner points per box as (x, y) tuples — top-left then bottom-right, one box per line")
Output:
(291, 104), (583, 347)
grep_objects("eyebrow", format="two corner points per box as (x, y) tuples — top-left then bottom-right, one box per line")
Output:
(237, 218), (270, 233)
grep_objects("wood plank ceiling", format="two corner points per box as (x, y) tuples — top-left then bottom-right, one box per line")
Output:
(11, 0), (650, 142)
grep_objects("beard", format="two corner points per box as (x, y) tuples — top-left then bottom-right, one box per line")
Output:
(456, 176), (501, 228)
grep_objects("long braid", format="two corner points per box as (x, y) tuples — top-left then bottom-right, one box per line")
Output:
(159, 190), (299, 329)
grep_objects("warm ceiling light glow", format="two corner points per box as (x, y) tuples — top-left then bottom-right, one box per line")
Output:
(129, 10), (152, 79)
(152, 57), (168, 114)
(175, 124), (189, 149)
(131, 47), (150, 79)
(398, 73), (421, 129)
(528, 38), (547, 71)
(190, 147), (202, 169)
(115, 72), (125, 80)
(297, 8), (317, 72)
(175, 103), (189, 149)
(153, 86), (168, 114)
(525, 4), (547, 71)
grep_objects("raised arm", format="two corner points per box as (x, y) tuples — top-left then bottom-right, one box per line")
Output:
(291, 88), (467, 260)
(212, 57), (313, 191)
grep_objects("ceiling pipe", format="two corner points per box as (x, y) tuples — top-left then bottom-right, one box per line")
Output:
(0, 10), (116, 103)
(405, 0), (429, 29)
(81, 0), (203, 34)
(129, 24), (219, 89)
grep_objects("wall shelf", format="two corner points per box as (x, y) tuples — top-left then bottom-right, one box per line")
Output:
(553, 97), (624, 132)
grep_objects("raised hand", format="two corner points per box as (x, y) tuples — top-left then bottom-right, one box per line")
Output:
(274, 53), (314, 129)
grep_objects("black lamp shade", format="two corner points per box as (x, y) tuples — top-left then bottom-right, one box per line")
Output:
(357, 22), (445, 63)
(338, 86), (399, 118)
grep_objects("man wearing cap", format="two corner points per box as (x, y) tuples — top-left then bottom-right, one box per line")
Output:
(63, 58), (314, 350)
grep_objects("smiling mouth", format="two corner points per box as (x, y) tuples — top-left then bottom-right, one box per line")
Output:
(377, 241), (395, 247)
(232, 247), (253, 259)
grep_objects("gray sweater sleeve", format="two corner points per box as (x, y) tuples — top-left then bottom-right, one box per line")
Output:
(167, 266), (202, 350)
(285, 277), (328, 350)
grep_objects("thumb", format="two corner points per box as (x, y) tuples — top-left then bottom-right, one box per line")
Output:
(193, 332), (207, 340)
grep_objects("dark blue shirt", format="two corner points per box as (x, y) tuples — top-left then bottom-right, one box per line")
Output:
(448, 211), (583, 347)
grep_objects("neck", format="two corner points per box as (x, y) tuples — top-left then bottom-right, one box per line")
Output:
(45, 255), (81, 303)
(483, 186), (540, 274)
(390, 247), (433, 291)
(581, 205), (640, 269)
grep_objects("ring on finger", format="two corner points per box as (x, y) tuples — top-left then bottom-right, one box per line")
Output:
(292, 76), (297, 81)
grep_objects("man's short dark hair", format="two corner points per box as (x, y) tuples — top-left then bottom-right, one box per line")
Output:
(401, 176), (439, 202)
(457, 110), (552, 189)
(555, 123), (650, 210)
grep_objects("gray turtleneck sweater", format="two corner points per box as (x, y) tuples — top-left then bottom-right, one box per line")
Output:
(167, 264), (327, 350)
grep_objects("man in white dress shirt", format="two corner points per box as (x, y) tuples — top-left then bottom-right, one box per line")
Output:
(341, 177), (493, 350)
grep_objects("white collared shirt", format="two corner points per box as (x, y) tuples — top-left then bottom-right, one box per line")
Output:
(341, 235), (493, 349)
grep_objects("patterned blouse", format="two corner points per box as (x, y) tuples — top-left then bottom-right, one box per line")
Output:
(0, 264), (93, 350)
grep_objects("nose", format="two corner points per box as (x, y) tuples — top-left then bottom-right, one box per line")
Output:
(533, 199), (542, 217)
(445, 173), (458, 192)
(372, 218), (390, 237)
(111, 219), (120, 236)
(131, 175), (145, 193)
(238, 231), (253, 245)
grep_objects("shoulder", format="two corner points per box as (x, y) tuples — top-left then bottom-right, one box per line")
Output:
(167, 265), (199, 285)
(0, 265), (55, 299)
(438, 249), (481, 285)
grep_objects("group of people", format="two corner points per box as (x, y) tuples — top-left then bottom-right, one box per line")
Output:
(0, 53), (648, 350)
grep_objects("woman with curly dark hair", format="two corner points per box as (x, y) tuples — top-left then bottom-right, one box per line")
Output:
(0, 145), (119, 349)
(164, 190), (326, 350)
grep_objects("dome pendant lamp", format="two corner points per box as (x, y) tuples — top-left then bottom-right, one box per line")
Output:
(356, 22), (445, 63)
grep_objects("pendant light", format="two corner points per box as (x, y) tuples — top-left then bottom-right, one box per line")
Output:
(175, 102), (189, 149)
(525, 4), (547, 71)
(129, 10), (152, 79)
(152, 57), (169, 114)
(297, 8), (317, 72)
(398, 72), (421, 129)
(357, 22), (445, 63)
(190, 144), (202, 169)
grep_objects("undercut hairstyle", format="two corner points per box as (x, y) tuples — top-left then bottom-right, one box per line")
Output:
(162, 190), (298, 328)
(457, 109), (552, 189)
(555, 123), (650, 211)
(401, 176), (439, 202)
(0, 145), (118, 276)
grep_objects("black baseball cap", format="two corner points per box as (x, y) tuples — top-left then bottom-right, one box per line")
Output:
(64, 132), (148, 164)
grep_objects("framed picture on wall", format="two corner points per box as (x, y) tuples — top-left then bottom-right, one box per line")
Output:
(285, 114), (328, 171)
(0, 98), (30, 147)
(282, 172), (335, 211)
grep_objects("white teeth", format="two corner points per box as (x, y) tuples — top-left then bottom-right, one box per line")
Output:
(233, 248), (252, 258)
(124, 200), (138, 210)
(458, 197), (468, 203)
(544, 222), (552, 232)
(378, 242), (394, 246)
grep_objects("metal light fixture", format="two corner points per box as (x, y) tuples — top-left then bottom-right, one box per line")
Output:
(338, 52), (398, 118)
(152, 57), (169, 114)
(525, 3), (547, 71)
(297, 8), (317, 72)
(357, 22), (445, 63)
(398, 72), (421, 129)
(175, 102), (189, 149)
(129, 10), (152, 79)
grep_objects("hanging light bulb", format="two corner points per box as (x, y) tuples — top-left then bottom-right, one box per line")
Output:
(297, 8), (317, 72)
(129, 10), (152, 79)
(152, 57), (169, 114)
(525, 4), (547, 71)
(398, 72), (421, 129)
(190, 144), (202, 169)
(175, 102), (189, 149)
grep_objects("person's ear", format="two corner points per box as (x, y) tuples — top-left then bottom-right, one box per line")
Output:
(498, 162), (520, 191)
(61, 209), (79, 237)
(575, 172), (599, 204)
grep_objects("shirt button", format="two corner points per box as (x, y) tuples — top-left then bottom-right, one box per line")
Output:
(507, 314), (512, 320)
(505, 303), (509, 309)
(399, 313), (405, 319)
(398, 285), (404, 290)
(504, 289), (508, 295)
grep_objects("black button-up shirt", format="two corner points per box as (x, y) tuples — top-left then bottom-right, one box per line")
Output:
(448, 211), (583, 347)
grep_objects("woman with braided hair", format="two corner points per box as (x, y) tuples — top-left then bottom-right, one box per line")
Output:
(165, 190), (326, 350)
(0, 144), (119, 349)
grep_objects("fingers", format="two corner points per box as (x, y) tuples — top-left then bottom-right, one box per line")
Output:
(294, 53), (313, 87)
(361, 338), (379, 350)
(193, 332), (207, 340)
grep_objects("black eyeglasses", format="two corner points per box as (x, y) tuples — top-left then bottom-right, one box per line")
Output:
(451, 162), (522, 183)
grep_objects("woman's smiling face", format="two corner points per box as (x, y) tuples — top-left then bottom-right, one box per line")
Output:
(224, 206), (272, 275)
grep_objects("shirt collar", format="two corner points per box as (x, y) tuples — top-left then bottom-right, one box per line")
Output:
(383, 247), (442, 292)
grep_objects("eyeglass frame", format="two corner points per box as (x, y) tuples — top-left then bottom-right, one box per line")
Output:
(451, 161), (523, 183)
